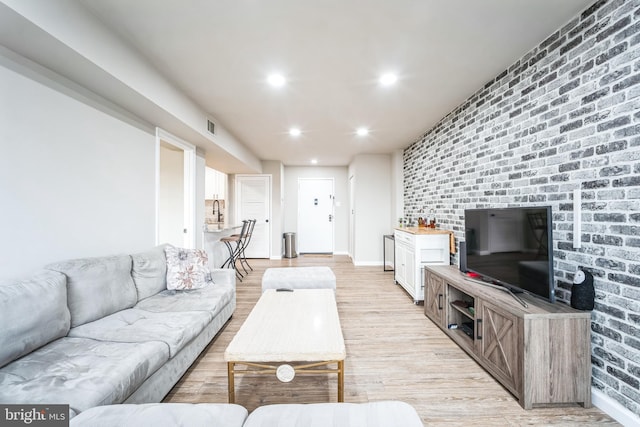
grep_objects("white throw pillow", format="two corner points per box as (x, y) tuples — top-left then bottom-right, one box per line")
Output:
(164, 247), (214, 290)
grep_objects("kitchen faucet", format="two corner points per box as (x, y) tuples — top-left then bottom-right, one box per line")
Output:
(212, 199), (222, 223)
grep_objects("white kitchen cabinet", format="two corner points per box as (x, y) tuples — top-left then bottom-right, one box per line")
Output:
(393, 228), (451, 303)
(205, 167), (228, 200)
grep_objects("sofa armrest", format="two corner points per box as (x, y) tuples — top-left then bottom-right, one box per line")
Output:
(210, 268), (236, 288)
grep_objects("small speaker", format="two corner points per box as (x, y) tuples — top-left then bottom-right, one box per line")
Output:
(459, 241), (467, 273)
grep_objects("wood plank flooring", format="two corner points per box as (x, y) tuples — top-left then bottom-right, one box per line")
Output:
(164, 255), (619, 426)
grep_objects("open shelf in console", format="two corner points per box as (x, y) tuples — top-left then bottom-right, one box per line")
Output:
(447, 285), (475, 340)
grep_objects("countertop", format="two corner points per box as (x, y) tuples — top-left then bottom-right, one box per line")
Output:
(395, 227), (456, 254)
(395, 227), (452, 235)
(203, 223), (243, 233)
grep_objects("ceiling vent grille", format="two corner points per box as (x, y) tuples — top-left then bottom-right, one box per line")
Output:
(207, 120), (215, 135)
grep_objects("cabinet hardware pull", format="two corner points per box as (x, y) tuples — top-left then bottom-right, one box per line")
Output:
(438, 294), (443, 310)
(476, 318), (482, 340)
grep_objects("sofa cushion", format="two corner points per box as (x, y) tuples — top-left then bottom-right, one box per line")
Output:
(0, 337), (169, 415)
(0, 271), (70, 368)
(46, 255), (138, 327)
(68, 308), (212, 357)
(242, 401), (424, 427)
(131, 245), (170, 301)
(70, 403), (248, 427)
(135, 277), (234, 318)
(165, 247), (214, 290)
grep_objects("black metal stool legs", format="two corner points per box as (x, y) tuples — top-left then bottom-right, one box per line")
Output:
(220, 220), (250, 282)
(237, 219), (256, 273)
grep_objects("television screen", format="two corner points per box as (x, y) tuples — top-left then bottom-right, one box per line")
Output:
(463, 206), (555, 303)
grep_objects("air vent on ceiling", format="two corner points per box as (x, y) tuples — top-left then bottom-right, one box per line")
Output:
(207, 120), (215, 135)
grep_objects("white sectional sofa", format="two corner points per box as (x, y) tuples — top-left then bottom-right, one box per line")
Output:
(0, 246), (424, 426)
(0, 245), (236, 418)
(69, 401), (424, 427)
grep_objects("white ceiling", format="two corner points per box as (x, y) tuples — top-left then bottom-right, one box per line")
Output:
(64, 1), (596, 166)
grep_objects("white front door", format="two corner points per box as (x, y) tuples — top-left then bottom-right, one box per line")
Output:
(235, 175), (271, 258)
(298, 178), (334, 253)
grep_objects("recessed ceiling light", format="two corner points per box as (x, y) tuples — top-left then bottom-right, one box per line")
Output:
(289, 128), (301, 137)
(310, 159), (318, 165)
(356, 127), (369, 136)
(267, 73), (286, 87)
(379, 73), (397, 86)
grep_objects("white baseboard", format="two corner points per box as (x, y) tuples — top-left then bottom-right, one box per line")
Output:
(270, 256), (282, 260)
(352, 261), (384, 266)
(592, 388), (640, 427)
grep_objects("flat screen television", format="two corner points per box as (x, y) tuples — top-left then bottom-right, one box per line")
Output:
(463, 206), (555, 303)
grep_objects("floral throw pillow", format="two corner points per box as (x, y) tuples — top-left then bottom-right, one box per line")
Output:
(165, 247), (214, 290)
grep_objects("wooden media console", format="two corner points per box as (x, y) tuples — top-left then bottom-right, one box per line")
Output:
(424, 265), (592, 409)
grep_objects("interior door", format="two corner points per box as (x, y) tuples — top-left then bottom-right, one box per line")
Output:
(236, 175), (271, 258)
(298, 178), (334, 253)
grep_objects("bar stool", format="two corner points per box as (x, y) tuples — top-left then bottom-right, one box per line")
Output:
(237, 219), (256, 274)
(221, 220), (249, 281)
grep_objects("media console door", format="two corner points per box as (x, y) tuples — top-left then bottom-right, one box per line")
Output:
(424, 270), (445, 327)
(475, 299), (522, 397)
(424, 265), (591, 409)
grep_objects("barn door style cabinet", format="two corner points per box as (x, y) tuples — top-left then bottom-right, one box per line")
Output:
(424, 265), (592, 409)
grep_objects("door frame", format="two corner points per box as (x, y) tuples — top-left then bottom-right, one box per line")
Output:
(155, 128), (196, 248)
(297, 177), (335, 254)
(349, 174), (355, 260)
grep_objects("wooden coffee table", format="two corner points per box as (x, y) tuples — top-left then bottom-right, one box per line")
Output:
(224, 289), (346, 403)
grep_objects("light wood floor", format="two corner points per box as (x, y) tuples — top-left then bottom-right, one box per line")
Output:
(164, 255), (618, 426)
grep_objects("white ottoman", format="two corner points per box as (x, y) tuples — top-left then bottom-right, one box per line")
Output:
(261, 266), (336, 293)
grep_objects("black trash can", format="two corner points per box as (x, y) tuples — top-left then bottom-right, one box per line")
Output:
(283, 232), (297, 258)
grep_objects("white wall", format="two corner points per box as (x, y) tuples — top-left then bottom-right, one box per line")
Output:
(391, 149), (404, 230)
(1, 0), (262, 174)
(0, 61), (157, 280)
(283, 166), (349, 255)
(349, 154), (392, 265)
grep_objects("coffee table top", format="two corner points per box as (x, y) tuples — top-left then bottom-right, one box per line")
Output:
(224, 289), (345, 362)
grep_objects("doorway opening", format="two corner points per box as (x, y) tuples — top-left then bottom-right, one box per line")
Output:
(156, 128), (196, 248)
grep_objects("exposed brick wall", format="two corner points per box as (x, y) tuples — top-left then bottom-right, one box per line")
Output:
(403, 0), (640, 415)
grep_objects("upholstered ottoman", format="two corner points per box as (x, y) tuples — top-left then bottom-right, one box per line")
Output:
(261, 266), (336, 293)
(243, 401), (424, 427)
(70, 403), (248, 427)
